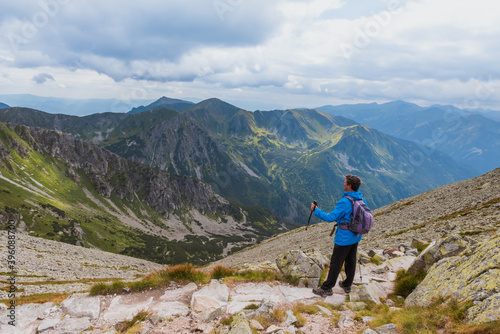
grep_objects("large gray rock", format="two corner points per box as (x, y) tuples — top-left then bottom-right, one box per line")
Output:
(149, 301), (190, 318)
(38, 318), (61, 333)
(349, 284), (381, 304)
(60, 293), (100, 320)
(191, 280), (229, 321)
(0, 302), (55, 330)
(406, 234), (469, 275)
(278, 285), (317, 302)
(405, 234), (500, 324)
(228, 313), (252, 334)
(285, 310), (298, 325)
(102, 295), (154, 323)
(54, 315), (92, 334)
(374, 323), (398, 334)
(275, 249), (326, 287)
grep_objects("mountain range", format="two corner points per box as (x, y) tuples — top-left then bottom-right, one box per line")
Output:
(317, 101), (500, 174)
(0, 94), (155, 116)
(0, 98), (478, 220)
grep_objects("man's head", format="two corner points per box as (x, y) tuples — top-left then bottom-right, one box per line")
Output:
(344, 174), (361, 192)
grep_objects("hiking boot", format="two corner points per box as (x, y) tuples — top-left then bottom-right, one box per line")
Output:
(312, 287), (333, 297)
(339, 280), (351, 294)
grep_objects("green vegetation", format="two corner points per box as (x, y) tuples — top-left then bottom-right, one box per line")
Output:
(115, 310), (151, 334)
(357, 299), (500, 334)
(392, 269), (427, 298)
(89, 264), (301, 296)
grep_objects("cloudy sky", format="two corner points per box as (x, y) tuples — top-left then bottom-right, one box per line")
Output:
(1, 0), (499, 111)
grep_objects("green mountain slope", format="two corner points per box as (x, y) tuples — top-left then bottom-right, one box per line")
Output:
(317, 101), (500, 173)
(0, 123), (292, 265)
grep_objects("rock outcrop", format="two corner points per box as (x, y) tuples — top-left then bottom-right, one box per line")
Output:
(275, 249), (328, 287)
(406, 234), (470, 275)
(405, 234), (500, 324)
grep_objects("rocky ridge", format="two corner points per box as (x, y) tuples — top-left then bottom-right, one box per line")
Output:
(211, 167), (500, 269)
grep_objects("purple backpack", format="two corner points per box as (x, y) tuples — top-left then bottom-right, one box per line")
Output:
(337, 196), (373, 235)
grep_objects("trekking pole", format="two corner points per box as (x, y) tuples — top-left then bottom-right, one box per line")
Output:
(305, 201), (317, 231)
(358, 257), (363, 282)
(300, 201), (317, 251)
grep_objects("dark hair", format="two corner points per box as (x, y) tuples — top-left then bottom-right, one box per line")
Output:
(345, 174), (361, 191)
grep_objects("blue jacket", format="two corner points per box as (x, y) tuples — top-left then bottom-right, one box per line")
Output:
(313, 191), (364, 246)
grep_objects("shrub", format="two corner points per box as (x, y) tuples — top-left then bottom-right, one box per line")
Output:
(392, 269), (426, 298)
(210, 265), (237, 280)
(89, 283), (111, 296)
(115, 310), (150, 333)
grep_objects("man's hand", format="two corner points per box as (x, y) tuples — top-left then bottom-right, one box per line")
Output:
(311, 202), (317, 211)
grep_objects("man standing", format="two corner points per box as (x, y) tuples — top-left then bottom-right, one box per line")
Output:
(311, 174), (365, 296)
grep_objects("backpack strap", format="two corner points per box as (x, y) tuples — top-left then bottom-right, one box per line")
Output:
(340, 196), (355, 225)
(330, 196), (355, 236)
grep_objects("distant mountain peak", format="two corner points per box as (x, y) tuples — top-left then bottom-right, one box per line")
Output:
(128, 96), (194, 114)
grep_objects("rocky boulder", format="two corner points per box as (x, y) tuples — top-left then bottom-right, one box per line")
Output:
(405, 234), (500, 324)
(191, 280), (229, 322)
(275, 249), (327, 288)
(228, 312), (252, 334)
(406, 234), (469, 275)
(60, 293), (100, 320)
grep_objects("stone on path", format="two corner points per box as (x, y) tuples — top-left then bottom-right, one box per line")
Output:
(54, 315), (92, 334)
(350, 285), (381, 304)
(285, 310), (298, 325)
(278, 285), (317, 302)
(160, 282), (197, 301)
(228, 313), (252, 334)
(324, 293), (346, 305)
(38, 318), (61, 332)
(249, 319), (264, 330)
(149, 301), (190, 318)
(103, 295), (154, 322)
(60, 293), (100, 320)
(362, 329), (379, 334)
(231, 283), (283, 303)
(374, 323), (398, 334)
(191, 280), (229, 321)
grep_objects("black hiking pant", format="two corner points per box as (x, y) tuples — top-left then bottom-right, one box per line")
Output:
(320, 242), (358, 290)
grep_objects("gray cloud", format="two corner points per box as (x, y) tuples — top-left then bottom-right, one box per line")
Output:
(32, 72), (54, 84)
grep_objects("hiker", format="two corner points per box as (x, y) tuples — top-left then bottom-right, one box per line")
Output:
(311, 174), (365, 296)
